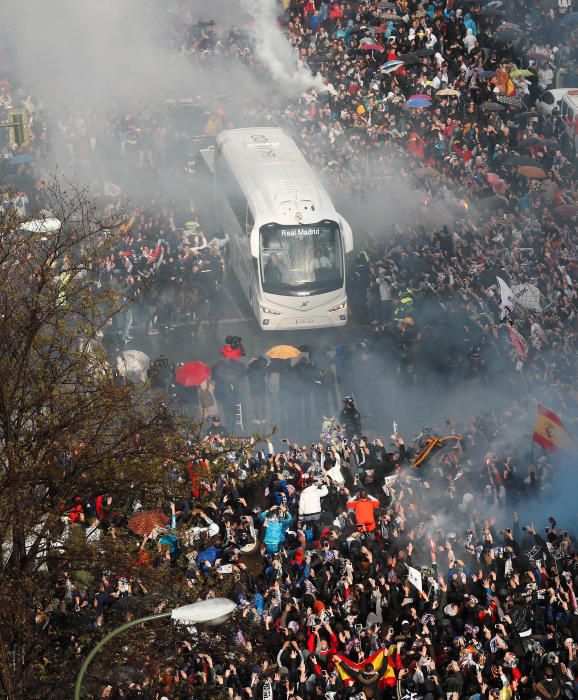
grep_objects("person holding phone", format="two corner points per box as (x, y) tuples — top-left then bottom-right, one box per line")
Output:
(298, 477), (329, 528)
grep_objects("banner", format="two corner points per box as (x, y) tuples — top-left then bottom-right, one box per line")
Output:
(407, 565), (423, 592)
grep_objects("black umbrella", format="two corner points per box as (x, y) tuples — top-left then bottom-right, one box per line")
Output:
(528, 136), (559, 147)
(415, 48), (435, 57)
(481, 6), (506, 14)
(500, 155), (540, 167)
(398, 53), (421, 65)
(480, 101), (505, 112)
(478, 195), (510, 210)
(513, 111), (539, 120)
(494, 28), (522, 42)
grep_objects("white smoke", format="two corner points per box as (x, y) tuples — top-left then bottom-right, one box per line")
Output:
(240, 0), (335, 96)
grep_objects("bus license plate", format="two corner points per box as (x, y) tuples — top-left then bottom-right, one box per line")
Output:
(295, 318), (315, 324)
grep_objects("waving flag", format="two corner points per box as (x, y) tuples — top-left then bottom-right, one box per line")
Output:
(506, 324), (528, 360)
(496, 276), (514, 320)
(334, 648), (397, 688)
(533, 404), (576, 454)
(411, 435), (462, 468)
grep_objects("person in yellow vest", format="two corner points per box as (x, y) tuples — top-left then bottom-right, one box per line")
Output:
(395, 287), (414, 321)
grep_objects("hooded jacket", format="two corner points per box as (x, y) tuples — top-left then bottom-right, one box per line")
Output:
(299, 483), (329, 516)
(260, 509), (292, 551)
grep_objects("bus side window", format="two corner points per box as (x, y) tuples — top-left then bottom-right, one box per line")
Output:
(245, 207), (254, 235)
(216, 152), (248, 231)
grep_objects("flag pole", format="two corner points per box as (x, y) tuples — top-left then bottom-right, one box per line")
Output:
(530, 397), (538, 462)
(520, 365), (529, 396)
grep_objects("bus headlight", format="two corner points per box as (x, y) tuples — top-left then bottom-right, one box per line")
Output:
(328, 301), (347, 313)
(260, 305), (281, 315)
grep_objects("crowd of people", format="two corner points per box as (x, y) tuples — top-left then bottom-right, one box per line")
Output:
(50, 400), (578, 700)
(2, 0), (578, 697)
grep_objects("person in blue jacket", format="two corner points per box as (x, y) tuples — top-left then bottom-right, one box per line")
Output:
(196, 541), (222, 573)
(260, 505), (292, 554)
(463, 12), (477, 36)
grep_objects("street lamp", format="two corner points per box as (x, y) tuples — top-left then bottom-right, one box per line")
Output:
(74, 597), (236, 700)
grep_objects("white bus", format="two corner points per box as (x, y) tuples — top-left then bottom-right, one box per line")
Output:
(200, 128), (353, 330)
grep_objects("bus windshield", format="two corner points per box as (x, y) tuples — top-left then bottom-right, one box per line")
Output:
(259, 220), (343, 296)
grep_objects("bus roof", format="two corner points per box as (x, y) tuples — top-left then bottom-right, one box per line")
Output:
(215, 128), (338, 226)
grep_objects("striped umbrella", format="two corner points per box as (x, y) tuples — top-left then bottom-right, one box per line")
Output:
(496, 94), (523, 106)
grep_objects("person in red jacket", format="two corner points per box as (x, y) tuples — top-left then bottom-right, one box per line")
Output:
(407, 132), (426, 160)
(329, 2), (343, 20)
(307, 622), (338, 673)
(347, 490), (380, 532)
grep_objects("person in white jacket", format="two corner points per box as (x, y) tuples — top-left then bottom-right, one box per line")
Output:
(298, 478), (329, 522)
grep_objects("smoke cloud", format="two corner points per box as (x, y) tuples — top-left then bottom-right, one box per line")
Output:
(240, 0), (335, 96)
(0, 0), (257, 108)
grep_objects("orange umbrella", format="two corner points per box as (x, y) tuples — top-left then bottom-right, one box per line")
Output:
(266, 345), (302, 360)
(128, 510), (168, 536)
(518, 165), (547, 179)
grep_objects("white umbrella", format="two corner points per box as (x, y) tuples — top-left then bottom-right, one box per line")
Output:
(117, 350), (151, 383)
(512, 283), (541, 312)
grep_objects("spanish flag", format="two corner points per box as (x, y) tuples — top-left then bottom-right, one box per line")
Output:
(334, 648), (397, 688)
(533, 404), (575, 454)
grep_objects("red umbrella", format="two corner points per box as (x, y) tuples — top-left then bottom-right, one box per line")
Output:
(128, 510), (168, 536)
(409, 93), (432, 101)
(360, 44), (385, 52)
(175, 361), (211, 387)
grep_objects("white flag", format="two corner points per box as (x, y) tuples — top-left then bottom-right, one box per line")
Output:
(407, 565), (423, 592)
(103, 181), (122, 197)
(496, 276), (514, 320)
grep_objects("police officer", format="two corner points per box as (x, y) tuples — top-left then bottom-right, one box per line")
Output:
(395, 286), (414, 321)
(339, 397), (361, 441)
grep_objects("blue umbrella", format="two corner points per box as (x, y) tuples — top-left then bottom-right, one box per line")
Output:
(479, 70), (496, 79)
(8, 154), (34, 165)
(407, 97), (431, 108)
(562, 11), (578, 24)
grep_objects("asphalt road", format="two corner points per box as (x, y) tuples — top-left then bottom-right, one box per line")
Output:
(128, 271), (354, 366)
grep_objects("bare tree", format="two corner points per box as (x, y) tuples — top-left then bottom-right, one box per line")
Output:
(0, 179), (237, 698)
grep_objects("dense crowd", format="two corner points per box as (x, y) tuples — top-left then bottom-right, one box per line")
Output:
(2, 0), (578, 698)
(50, 403), (578, 700)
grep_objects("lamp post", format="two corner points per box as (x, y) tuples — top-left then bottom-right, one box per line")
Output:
(74, 598), (236, 700)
